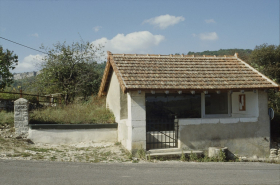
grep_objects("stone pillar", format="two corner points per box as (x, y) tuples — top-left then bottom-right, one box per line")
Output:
(127, 91), (146, 153)
(14, 98), (29, 136)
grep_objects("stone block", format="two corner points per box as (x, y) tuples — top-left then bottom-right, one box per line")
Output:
(131, 96), (145, 107)
(240, 117), (258, 123)
(208, 147), (228, 158)
(179, 118), (202, 125)
(131, 126), (146, 142)
(131, 140), (146, 151)
(126, 120), (146, 127)
(130, 105), (146, 121)
(220, 118), (240, 124)
(201, 119), (220, 124)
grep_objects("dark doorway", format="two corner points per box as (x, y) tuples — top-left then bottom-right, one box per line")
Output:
(146, 93), (201, 150)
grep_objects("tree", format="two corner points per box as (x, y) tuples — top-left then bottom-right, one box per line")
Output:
(33, 41), (104, 103)
(0, 46), (18, 90)
(249, 44), (280, 112)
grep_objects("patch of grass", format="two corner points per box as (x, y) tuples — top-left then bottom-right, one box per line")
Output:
(29, 97), (115, 124)
(114, 142), (121, 146)
(27, 147), (51, 153)
(0, 111), (14, 127)
(21, 152), (32, 157)
(50, 156), (57, 161)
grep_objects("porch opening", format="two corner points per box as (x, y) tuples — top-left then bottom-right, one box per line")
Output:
(145, 93), (201, 150)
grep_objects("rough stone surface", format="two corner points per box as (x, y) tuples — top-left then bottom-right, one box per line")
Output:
(14, 98), (29, 136)
(208, 147), (228, 158)
(269, 149), (278, 158)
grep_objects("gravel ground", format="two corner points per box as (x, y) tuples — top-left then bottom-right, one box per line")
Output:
(1, 125), (280, 164)
(0, 126), (133, 163)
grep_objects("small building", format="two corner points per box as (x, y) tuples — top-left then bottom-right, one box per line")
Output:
(98, 51), (280, 157)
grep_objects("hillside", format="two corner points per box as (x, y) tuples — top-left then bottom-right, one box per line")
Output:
(187, 49), (252, 61)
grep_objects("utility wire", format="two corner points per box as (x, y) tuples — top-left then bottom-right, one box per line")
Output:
(0, 36), (49, 55)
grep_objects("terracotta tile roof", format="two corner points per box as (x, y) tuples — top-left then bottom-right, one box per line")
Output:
(98, 52), (279, 96)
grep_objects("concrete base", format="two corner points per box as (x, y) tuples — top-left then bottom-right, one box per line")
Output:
(28, 128), (117, 144)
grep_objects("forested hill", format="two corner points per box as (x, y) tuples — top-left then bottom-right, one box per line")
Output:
(187, 49), (252, 61)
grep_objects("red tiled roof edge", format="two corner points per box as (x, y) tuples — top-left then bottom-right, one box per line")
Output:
(98, 51), (112, 97)
(235, 56), (280, 89)
(98, 51), (127, 97)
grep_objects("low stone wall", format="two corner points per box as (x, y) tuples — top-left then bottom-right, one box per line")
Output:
(28, 124), (118, 144)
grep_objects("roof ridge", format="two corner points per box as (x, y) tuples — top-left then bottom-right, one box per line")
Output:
(110, 53), (237, 58)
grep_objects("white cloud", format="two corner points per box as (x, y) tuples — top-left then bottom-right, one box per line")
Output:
(193, 32), (218, 41)
(13, 54), (44, 73)
(31, 33), (39, 38)
(205, 19), (216, 24)
(143, 14), (185, 29)
(93, 26), (102, 32)
(92, 31), (165, 54)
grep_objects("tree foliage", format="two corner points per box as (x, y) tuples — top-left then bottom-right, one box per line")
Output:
(0, 46), (18, 90)
(33, 41), (104, 103)
(249, 44), (280, 112)
(187, 49), (252, 61)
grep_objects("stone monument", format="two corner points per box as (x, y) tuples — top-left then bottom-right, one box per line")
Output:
(14, 98), (29, 136)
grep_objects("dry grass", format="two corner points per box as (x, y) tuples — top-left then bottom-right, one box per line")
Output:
(30, 97), (115, 124)
(0, 111), (14, 127)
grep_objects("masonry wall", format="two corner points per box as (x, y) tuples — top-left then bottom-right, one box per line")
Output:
(106, 72), (121, 122)
(179, 90), (270, 157)
(28, 128), (117, 144)
(126, 91), (146, 153)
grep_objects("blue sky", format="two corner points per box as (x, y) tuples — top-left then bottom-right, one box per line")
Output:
(0, 0), (279, 73)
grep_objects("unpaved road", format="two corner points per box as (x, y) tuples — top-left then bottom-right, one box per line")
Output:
(0, 160), (279, 185)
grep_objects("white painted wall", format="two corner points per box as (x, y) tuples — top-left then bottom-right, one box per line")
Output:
(28, 129), (117, 144)
(231, 91), (259, 118)
(179, 117), (258, 125)
(106, 72), (121, 122)
(126, 91), (146, 152)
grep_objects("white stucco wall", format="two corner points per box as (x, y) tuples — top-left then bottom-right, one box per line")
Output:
(231, 91), (259, 118)
(179, 90), (270, 157)
(106, 71), (121, 122)
(126, 91), (146, 152)
(28, 129), (117, 144)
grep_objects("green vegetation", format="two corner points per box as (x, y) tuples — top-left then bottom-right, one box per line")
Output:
(0, 46), (18, 90)
(22, 41), (105, 104)
(0, 97), (115, 125)
(249, 44), (280, 112)
(187, 48), (252, 61)
(29, 97), (114, 124)
(0, 111), (14, 127)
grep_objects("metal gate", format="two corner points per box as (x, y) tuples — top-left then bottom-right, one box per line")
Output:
(146, 118), (178, 150)
(146, 93), (179, 150)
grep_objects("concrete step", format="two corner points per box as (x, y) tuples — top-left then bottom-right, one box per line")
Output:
(146, 149), (203, 157)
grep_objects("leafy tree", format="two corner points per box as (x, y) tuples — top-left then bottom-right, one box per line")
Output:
(33, 41), (104, 104)
(249, 44), (280, 112)
(0, 46), (18, 90)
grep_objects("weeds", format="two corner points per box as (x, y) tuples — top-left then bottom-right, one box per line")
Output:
(0, 111), (14, 127)
(137, 147), (146, 160)
(29, 97), (115, 124)
(180, 151), (186, 161)
(189, 151), (198, 161)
